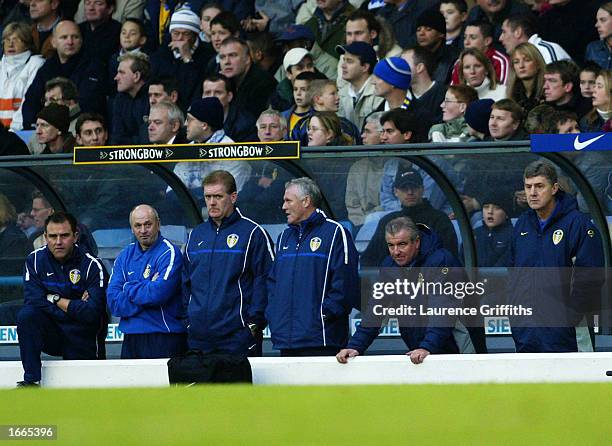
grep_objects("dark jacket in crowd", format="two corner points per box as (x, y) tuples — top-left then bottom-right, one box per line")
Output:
(430, 43), (460, 85)
(407, 81), (447, 128)
(585, 39), (612, 70)
(473, 220), (514, 267)
(508, 190), (605, 352)
(224, 102), (257, 142)
(579, 111), (608, 133)
(537, 0), (600, 64)
(234, 64), (277, 119)
(21, 52), (108, 129)
(109, 84), (150, 145)
(0, 124), (29, 156)
(305, 1), (355, 58)
(348, 225), (460, 355)
(361, 199), (459, 267)
(468, 0), (533, 52)
(0, 223), (32, 276)
(150, 42), (215, 110)
(546, 92), (592, 120)
(79, 19), (122, 67)
(376, 0), (439, 49)
(237, 161), (291, 224)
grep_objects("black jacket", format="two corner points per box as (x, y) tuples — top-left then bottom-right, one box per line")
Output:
(0, 223), (32, 275)
(0, 124), (29, 156)
(150, 42), (215, 110)
(361, 199), (459, 267)
(224, 102), (257, 142)
(234, 64), (277, 119)
(109, 84), (150, 145)
(79, 19), (121, 68)
(376, 0), (439, 48)
(537, 0), (601, 64)
(21, 52), (108, 129)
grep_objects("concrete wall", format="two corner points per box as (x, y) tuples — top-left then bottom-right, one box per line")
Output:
(2, 353), (612, 388)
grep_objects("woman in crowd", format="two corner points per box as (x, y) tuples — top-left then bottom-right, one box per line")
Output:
(306, 111), (354, 220)
(457, 48), (506, 102)
(307, 111), (354, 147)
(0, 22), (45, 130)
(580, 69), (612, 132)
(429, 84), (479, 142)
(507, 42), (546, 114)
(585, 2), (612, 70)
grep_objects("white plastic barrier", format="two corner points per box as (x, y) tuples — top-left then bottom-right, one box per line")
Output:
(1, 353), (612, 388)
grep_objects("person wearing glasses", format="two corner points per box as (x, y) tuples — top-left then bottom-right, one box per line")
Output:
(0, 22), (45, 131)
(428, 84), (478, 142)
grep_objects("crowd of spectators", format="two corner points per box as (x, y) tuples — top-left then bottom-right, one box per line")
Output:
(0, 0), (611, 272)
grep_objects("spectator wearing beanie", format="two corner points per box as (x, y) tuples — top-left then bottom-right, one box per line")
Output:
(372, 56), (412, 110)
(464, 98), (494, 141)
(376, 0), (438, 48)
(150, 8), (215, 110)
(36, 103), (75, 154)
(173, 97), (251, 202)
(415, 9), (459, 84)
(472, 190), (514, 267)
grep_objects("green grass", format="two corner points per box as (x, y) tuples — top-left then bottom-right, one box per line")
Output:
(2, 384), (611, 445)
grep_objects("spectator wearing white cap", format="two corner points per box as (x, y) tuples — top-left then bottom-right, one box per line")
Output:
(274, 24), (339, 83)
(270, 47), (318, 111)
(149, 7), (215, 110)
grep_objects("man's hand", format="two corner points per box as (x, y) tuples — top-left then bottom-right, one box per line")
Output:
(250, 11), (270, 32)
(168, 39), (192, 61)
(81, 291), (89, 301)
(336, 348), (360, 363)
(407, 348), (430, 364)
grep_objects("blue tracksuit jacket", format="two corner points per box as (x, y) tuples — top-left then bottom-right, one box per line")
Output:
(348, 225), (460, 354)
(23, 244), (107, 342)
(266, 210), (360, 350)
(508, 190), (605, 352)
(183, 209), (274, 344)
(107, 234), (185, 334)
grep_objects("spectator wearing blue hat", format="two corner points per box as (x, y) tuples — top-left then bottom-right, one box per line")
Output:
(336, 42), (384, 129)
(372, 56), (412, 110)
(464, 98), (494, 141)
(274, 24), (339, 83)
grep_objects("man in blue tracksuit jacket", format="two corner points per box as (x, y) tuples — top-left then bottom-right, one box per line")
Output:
(337, 217), (460, 365)
(508, 161), (605, 352)
(266, 177), (360, 356)
(183, 170), (274, 356)
(107, 204), (187, 359)
(17, 212), (107, 386)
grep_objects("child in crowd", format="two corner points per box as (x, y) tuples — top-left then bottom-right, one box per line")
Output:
(108, 18), (148, 95)
(578, 62), (601, 100)
(282, 71), (322, 136)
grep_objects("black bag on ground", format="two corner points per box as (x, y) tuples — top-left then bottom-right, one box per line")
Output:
(167, 350), (252, 384)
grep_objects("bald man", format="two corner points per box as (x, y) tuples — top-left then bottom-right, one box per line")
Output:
(107, 204), (187, 359)
(21, 20), (108, 130)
